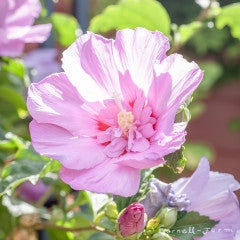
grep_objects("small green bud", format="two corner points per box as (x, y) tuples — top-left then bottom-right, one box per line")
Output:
(146, 217), (160, 230)
(156, 207), (178, 229)
(152, 231), (173, 240)
(105, 201), (118, 222)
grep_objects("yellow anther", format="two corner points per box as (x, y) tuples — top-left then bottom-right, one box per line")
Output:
(118, 111), (134, 135)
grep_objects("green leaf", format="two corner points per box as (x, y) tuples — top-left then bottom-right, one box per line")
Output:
(0, 199), (15, 236)
(1, 58), (24, 79)
(170, 211), (219, 240)
(48, 229), (74, 240)
(0, 86), (27, 114)
(98, 216), (115, 231)
(178, 22), (203, 44)
(189, 26), (229, 55)
(228, 117), (240, 133)
(0, 146), (50, 196)
(216, 3), (240, 39)
(89, 0), (171, 36)
(115, 168), (153, 212)
(164, 147), (187, 174)
(51, 13), (81, 47)
(194, 61), (223, 98)
(40, 159), (61, 177)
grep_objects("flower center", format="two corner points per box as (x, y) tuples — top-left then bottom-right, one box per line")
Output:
(112, 92), (135, 136)
(118, 110), (134, 135)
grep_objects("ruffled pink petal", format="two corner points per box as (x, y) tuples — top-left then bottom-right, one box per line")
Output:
(60, 161), (140, 197)
(117, 147), (165, 169)
(30, 121), (106, 170)
(23, 24), (52, 43)
(104, 137), (127, 157)
(131, 138), (150, 152)
(62, 33), (118, 102)
(27, 72), (100, 137)
(138, 123), (155, 138)
(154, 54), (203, 134)
(114, 27), (170, 96)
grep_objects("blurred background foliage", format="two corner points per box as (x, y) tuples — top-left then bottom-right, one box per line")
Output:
(0, 0), (240, 239)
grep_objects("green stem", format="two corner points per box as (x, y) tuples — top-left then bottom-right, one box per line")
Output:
(31, 222), (116, 237)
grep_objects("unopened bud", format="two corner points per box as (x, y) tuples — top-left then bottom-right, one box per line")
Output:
(156, 207), (177, 229)
(146, 217), (160, 230)
(117, 202), (145, 239)
(105, 202), (118, 221)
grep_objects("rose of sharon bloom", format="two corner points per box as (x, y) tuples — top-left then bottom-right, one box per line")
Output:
(18, 180), (49, 202)
(24, 48), (61, 83)
(141, 178), (191, 219)
(27, 27), (203, 197)
(142, 157), (240, 240)
(0, 0), (52, 57)
(117, 202), (145, 237)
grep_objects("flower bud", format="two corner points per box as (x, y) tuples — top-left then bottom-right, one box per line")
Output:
(18, 180), (49, 202)
(117, 202), (145, 238)
(146, 217), (160, 230)
(152, 231), (172, 240)
(156, 207), (178, 229)
(105, 201), (118, 221)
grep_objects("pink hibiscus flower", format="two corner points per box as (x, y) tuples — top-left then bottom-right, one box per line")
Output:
(0, 0), (52, 57)
(27, 28), (203, 197)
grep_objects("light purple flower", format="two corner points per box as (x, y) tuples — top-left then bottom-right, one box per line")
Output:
(24, 48), (61, 83)
(141, 178), (190, 219)
(143, 158), (240, 240)
(117, 202), (145, 237)
(18, 179), (49, 202)
(0, 0), (52, 57)
(27, 27), (203, 197)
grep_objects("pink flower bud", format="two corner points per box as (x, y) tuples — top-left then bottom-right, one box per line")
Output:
(118, 202), (145, 237)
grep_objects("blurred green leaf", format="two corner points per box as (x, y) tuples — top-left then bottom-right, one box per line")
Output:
(194, 61), (224, 98)
(51, 13), (81, 47)
(97, 216), (115, 231)
(228, 117), (240, 133)
(178, 21), (203, 44)
(189, 102), (206, 119)
(184, 143), (214, 170)
(48, 229), (74, 240)
(0, 199), (15, 236)
(1, 58), (24, 79)
(89, 0), (171, 36)
(189, 26), (229, 55)
(0, 146), (50, 197)
(216, 3), (240, 39)
(88, 232), (115, 240)
(0, 86), (27, 115)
